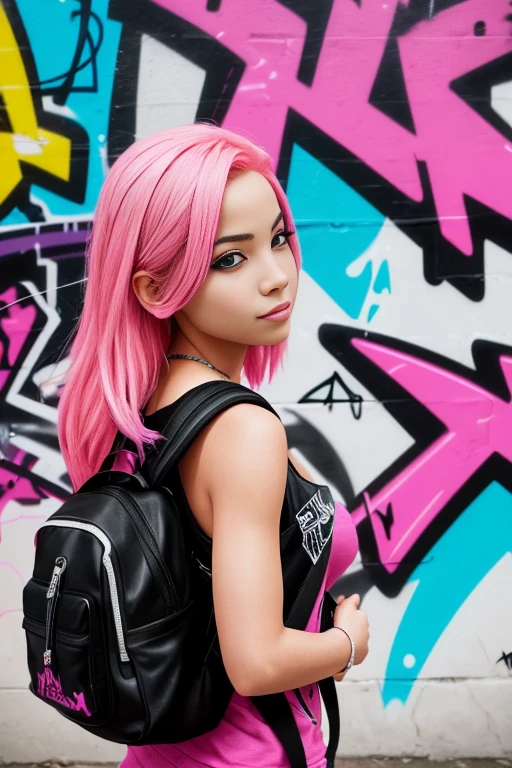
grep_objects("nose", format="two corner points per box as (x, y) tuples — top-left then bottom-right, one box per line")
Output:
(259, 251), (290, 296)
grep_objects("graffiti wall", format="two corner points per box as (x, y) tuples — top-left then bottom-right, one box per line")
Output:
(1, 0), (512, 760)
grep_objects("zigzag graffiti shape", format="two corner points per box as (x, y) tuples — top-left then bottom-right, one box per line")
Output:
(320, 324), (512, 594)
(151, 0), (512, 257)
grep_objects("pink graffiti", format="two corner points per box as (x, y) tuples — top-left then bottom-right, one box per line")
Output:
(0, 447), (63, 542)
(0, 561), (24, 582)
(37, 667), (92, 716)
(1, 449), (69, 546)
(155, 0), (512, 255)
(350, 338), (512, 573)
(0, 607), (22, 620)
(0, 285), (67, 536)
(1, 286), (37, 391)
(1, 450), (39, 532)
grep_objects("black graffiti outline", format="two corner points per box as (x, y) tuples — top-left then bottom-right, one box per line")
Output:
(35, 0), (104, 104)
(299, 371), (363, 418)
(284, 409), (356, 504)
(319, 323), (512, 595)
(0, 458), (70, 506)
(496, 651), (512, 671)
(107, 0), (246, 163)
(107, 0), (512, 301)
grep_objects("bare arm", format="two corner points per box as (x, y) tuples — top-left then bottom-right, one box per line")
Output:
(198, 405), (351, 697)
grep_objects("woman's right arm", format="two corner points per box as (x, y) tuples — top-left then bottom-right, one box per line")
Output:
(198, 403), (368, 698)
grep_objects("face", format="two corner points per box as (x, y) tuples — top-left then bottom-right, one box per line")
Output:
(175, 170), (298, 348)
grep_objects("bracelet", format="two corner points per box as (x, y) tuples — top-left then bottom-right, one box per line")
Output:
(332, 625), (355, 673)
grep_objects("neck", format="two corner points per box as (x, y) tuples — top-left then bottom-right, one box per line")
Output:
(168, 323), (247, 384)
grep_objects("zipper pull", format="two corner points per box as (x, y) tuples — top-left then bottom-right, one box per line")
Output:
(44, 557), (67, 666)
(47, 557), (67, 599)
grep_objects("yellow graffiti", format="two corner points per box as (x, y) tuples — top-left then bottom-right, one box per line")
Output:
(0, 1), (72, 207)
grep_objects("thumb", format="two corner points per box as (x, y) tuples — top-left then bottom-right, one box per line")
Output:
(349, 593), (360, 609)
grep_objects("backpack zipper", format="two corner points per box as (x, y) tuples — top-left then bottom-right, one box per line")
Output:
(44, 556), (67, 667)
(99, 488), (178, 612)
(39, 520), (129, 663)
(293, 687), (317, 725)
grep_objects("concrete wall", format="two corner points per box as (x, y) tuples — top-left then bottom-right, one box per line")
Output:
(1, 0), (512, 761)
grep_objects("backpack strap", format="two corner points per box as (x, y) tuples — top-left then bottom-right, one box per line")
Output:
(251, 681), (340, 768)
(318, 675), (340, 767)
(250, 694), (308, 768)
(144, 380), (278, 486)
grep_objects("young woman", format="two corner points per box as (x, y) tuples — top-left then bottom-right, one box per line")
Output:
(58, 124), (369, 768)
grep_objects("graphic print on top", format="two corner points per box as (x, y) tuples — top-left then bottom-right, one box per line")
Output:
(295, 488), (335, 564)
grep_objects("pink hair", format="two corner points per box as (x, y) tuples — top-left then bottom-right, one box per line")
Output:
(57, 124), (301, 490)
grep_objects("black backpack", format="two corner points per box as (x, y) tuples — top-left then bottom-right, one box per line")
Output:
(23, 382), (340, 768)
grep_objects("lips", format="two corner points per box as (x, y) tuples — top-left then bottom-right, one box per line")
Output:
(258, 301), (291, 319)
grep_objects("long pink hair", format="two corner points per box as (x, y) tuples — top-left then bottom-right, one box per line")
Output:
(57, 124), (301, 490)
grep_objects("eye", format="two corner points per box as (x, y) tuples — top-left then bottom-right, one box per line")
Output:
(211, 251), (246, 270)
(272, 230), (295, 249)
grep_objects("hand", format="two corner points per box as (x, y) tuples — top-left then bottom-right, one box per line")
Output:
(333, 593), (369, 668)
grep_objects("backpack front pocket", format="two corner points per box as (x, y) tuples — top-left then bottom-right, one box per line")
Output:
(23, 578), (110, 724)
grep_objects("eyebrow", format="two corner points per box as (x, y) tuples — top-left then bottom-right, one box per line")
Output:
(213, 211), (283, 247)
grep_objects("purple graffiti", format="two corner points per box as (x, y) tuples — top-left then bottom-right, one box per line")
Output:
(37, 667), (92, 716)
(0, 228), (89, 260)
(154, 0), (512, 256)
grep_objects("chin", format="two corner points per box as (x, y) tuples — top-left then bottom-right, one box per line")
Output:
(256, 325), (291, 346)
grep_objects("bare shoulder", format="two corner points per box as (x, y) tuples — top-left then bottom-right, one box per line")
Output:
(199, 403), (288, 489)
(178, 400), (286, 539)
(208, 401), (284, 443)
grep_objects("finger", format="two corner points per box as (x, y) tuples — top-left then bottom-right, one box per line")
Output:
(350, 593), (360, 608)
(336, 594), (345, 604)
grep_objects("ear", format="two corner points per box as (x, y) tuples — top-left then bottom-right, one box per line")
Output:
(132, 270), (162, 315)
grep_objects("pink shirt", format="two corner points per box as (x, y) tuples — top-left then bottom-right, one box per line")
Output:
(121, 502), (358, 768)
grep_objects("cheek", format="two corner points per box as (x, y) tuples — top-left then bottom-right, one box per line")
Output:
(182, 279), (247, 331)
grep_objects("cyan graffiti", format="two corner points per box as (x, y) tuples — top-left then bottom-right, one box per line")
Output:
(383, 479), (512, 704)
(286, 145), (388, 321)
(1, 0), (121, 225)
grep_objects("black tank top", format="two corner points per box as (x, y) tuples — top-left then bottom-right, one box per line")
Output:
(142, 382), (336, 623)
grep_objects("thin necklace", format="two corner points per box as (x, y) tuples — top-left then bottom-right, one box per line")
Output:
(166, 353), (231, 380)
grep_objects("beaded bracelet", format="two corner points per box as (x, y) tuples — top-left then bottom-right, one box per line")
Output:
(332, 625), (355, 673)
